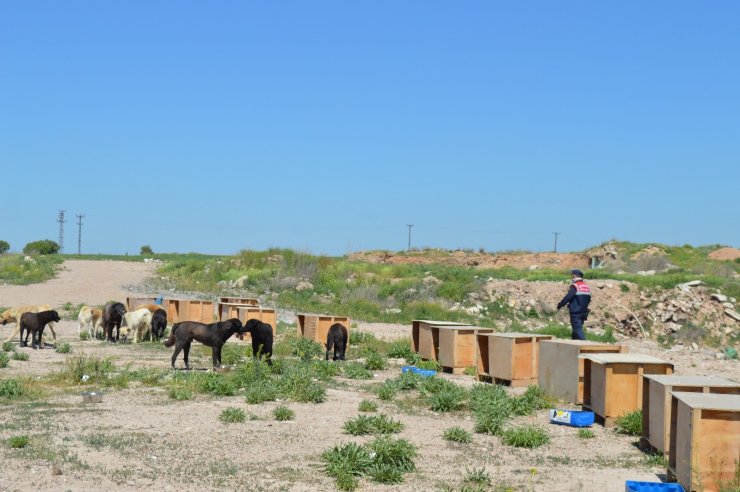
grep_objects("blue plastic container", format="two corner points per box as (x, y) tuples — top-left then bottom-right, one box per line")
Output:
(625, 481), (685, 492)
(401, 366), (437, 377)
(548, 409), (594, 427)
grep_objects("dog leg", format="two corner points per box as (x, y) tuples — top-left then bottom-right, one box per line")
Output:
(183, 341), (192, 370)
(171, 342), (183, 369)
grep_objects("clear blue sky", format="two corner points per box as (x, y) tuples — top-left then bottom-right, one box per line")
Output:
(1, 1), (738, 256)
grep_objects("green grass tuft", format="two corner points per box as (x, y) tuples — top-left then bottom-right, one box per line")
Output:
(577, 428), (595, 439)
(273, 406), (295, 421)
(358, 400), (378, 412)
(168, 387), (192, 401)
(0, 352), (8, 368)
(0, 379), (25, 399)
(8, 435), (30, 449)
(55, 342), (71, 354)
(219, 407), (246, 423)
(11, 351), (29, 361)
(343, 414), (403, 435)
(615, 410), (642, 436)
(343, 362), (374, 380)
(443, 426), (472, 444)
(2, 341), (13, 352)
(501, 425), (550, 448)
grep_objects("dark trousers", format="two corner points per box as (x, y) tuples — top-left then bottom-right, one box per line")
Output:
(570, 314), (586, 340)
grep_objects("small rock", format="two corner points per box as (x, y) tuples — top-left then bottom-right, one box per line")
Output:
(295, 281), (313, 291)
(723, 302), (734, 310)
(691, 342), (699, 351)
(725, 309), (740, 322)
(684, 280), (704, 287)
(51, 463), (62, 476)
(596, 282), (606, 289)
(528, 265), (539, 271)
(637, 270), (656, 276)
(711, 293), (729, 303)
(716, 352), (726, 360)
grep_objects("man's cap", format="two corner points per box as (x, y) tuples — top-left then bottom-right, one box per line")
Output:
(571, 269), (584, 277)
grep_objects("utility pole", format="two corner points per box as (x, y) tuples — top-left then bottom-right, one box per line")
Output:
(57, 210), (66, 253)
(76, 214), (85, 256)
(406, 224), (414, 252)
(552, 232), (560, 253)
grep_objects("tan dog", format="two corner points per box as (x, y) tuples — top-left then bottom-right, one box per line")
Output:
(78, 306), (103, 339)
(135, 303), (164, 314)
(2, 304), (58, 344)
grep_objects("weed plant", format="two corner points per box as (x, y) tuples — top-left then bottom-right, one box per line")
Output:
(0, 352), (8, 368)
(2, 341), (13, 352)
(11, 352), (29, 361)
(273, 406), (295, 421)
(55, 342), (71, 354)
(8, 435), (30, 449)
(615, 410), (642, 436)
(219, 407), (246, 423)
(358, 400), (378, 412)
(443, 427), (472, 444)
(501, 425), (550, 448)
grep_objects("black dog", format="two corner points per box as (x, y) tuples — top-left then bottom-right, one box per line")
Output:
(242, 318), (274, 365)
(19, 310), (61, 349)
(102, 302), (127, 342)
(164, 318), (244, 369)
(325, 323), (348, 361)
(150, 308), (167, 341)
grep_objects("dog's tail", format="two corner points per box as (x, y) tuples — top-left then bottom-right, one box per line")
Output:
(163, 323), (179, 348)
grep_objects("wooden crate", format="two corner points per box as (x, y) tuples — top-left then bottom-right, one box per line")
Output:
(412, 320), (475, 361)
(476, 333), (553, 386)
(668, 392), (740, 492)
(581, 353), (674, 425)
(642, 375), (740, 455)
(297, 314), (351, 346)
(126, 296), (159, 311)
(218, 297), (260, 306)
(538, 340), (626, 404)
(217, 302), (261, 321)
(436, 325), (495, 374)
(167, 299), (215, 324)
(235, 307), (277, 340)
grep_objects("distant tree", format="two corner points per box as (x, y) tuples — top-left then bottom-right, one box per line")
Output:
(0, 240), (9, 254)
(23, 239), (60, 255)
(140, 245), (154, 255)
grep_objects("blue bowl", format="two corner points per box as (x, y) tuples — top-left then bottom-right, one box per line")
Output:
(625, 481), (685, 492)
(401, 366), (437, 377)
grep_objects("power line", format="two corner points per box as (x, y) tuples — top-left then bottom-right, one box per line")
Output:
(57, 210), (66, 252)
(406, 224), (414, 252)
(552, 232), (560, 253)
(76, 214), (85, 256)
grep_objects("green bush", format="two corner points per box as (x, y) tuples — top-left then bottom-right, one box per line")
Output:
(0, 352), (8, 368)
(168, 387), (192, 401)
(55, 342), (71, 354)
(615, 410), (642, 436)
(140, 245), (154, 255)
(363, 349), (387, 371)
(23, 239), (60, 255)
(443, 426), (472, 444)
(0, 240), (9, 255)
(291, 337), (323, 361)
(511, 385), (552, 416)
(358, 400), (378, 412)
(464, 467), (491, 487)
(8, 435), (29, 449)
(219, 407), (246, 423)
(57, 355), (116, 385)
(11, 352), (29, 361)
(427, 385), (467, 412)
(501, 425), (550, 448)
(387, 340), (414, 359)
(377, 381), (398, 401)
(366, 436), (417, 475)
(0, 379), (25, 399)
(322, 442), (373, 490)
(343, 362), (374, 380)
(273, 406), (295, 421)
(578, 429), (595, 439)
(79, 331), (90, 341)
(244, 380), (279, 404)
(343, 414), (403, 435)
(2, 341), (13, 352)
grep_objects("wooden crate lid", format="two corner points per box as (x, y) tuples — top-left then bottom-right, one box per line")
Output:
(579, 353), (670, 365)
(540, 339), (620, 348)
(238, 307), (276, 313)
(297, 313), (350, 320)
(671, 391), (740, 411)
(480, 332), (553, 339)
(644, 375), (740, 387)
(414, 320), (474, 327)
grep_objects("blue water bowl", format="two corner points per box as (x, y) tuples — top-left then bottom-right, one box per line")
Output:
(549, 409), (595, 427)
(625, 481), (685, 492)
(401, 366), (437, 377)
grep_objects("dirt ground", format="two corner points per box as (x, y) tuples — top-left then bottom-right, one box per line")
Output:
(348, 251), (589, 271)
(0, 260), (737, 492)
(708, 247), (740, 261)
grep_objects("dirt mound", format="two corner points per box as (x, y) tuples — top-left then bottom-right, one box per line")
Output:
(348, 250), (589, 270)
(709, 247), (740, 261)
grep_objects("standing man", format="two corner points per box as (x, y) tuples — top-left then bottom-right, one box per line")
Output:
(557, 269), (592, 340)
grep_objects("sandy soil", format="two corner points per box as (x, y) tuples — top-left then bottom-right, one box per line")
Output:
(708, 247), (740, 261)
(0, 260), (737, 492)
(348, 251), (589, 270)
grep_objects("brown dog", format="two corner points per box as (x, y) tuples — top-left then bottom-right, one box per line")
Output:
(164, 318), (244, 369)
(2, 304), (58, 344)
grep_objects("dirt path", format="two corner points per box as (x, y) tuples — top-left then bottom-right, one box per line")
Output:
(0, 260), (158, 308)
